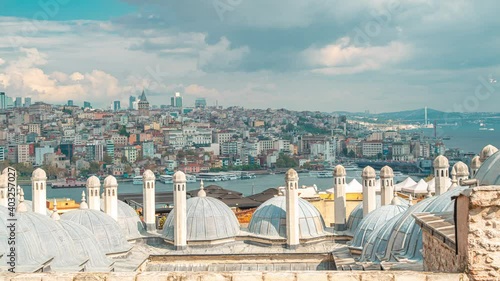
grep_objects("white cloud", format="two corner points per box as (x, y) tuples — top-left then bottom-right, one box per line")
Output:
(303, 37), (413, 75)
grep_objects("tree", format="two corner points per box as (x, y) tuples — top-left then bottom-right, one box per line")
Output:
(103, 154), (113, 165)
(88, 162), (100, 174)
(347, 150), (356, 158)
(119, 125), (130, 137)
(276, 153), (297, 168)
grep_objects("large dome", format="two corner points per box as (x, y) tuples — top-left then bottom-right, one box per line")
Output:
(163, 196), (240, 241)
(61, 209), (132, 255)
(58, 220), (114, 271)
(15, 210), (88, 271)
(349, 203), (408, 250)
(360, 212), (404, 262)
(248, 196), (326, 239)
(474, 150), (500, 185)
(101, 199), (144, 240)
(0, 207), (52, 272)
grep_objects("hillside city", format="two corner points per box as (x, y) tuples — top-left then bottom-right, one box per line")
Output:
(0, 90), (460, 180)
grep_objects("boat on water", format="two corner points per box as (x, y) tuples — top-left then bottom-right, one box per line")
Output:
(343, 164), (359, 171)
(308, 171), (333, 178)
(196, 173), (224, 182)
(51, 178), (86, 189)
(159, 174), (197, 183)
(132, 176), (143, 185)
(240, 172), (256, 179)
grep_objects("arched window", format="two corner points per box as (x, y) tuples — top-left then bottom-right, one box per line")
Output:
(112, 189), (115, 196)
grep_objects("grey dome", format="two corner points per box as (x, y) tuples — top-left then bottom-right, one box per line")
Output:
(360, 212), (404, 262)
(61, 209), (132, 255)
(0, 207), (52, 272)
(58, 220), (114, 271)
(100, 199), (144, 240)
(349, 204), (408, 250)
(15, 210), (87, 271)
(163, 196), (240, 241)
(474, 150), (500, 185)
(248, 196), (326, 239)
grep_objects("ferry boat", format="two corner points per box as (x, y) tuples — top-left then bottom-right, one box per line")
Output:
(159, 175), (173, 184)
(186, 174), (197, 182)
(343, 164), (359, 171)
(132, 176), (143, 185)
(308, 171), (333, 178)
(196, 173), (224, 182)
(240, 172), (256, 179)
(51, 178), (86, 189)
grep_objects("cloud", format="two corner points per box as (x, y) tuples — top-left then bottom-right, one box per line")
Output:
(303, 37), (413, 75)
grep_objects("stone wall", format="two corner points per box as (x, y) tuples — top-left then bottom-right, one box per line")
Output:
(463, 186), (500, 281)
(423, 231), (460, 272)
(0, 271), (469, 281)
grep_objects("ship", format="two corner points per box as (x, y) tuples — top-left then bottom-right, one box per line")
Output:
(51, 178), (86, 189)
(308, 171), (333, 178)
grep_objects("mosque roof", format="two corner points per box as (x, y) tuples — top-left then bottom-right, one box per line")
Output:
(474, 150), (500, 185)
(360, 212), (405, 263)
(248, 196), (327, 239)
(100, 199), (144, 240)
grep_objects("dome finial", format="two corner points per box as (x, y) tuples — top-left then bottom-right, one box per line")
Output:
(408, 194), (413, 206)
(198, 180), (206, 197)
(51, 198), (60, 221)
(80, 191), (89, 209)
(16, 186), (28, 213)
(391, 191), (402, 205)
(426, 183), (433, 198)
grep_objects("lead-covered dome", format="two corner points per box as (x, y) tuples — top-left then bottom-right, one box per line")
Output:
(61, 209), (132, 255)
(100, 199), (144, 240)
(360, 212), (404, 262)
(474, 150), (500, 185)
(248, 196), (326, 239)
(349, 203), (408, 250)
(58, 220), (114, 271)
(163, 196), (240, 242)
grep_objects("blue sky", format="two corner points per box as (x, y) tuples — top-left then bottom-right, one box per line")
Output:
(0, 0), (499, 112)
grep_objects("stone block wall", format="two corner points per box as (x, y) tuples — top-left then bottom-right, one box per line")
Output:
(422, 231), (460, 272)
(464, 186), (500, 281)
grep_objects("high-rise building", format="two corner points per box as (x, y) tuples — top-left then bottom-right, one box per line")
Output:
(6, 97), (13, 109)
(113, 101), (121, 111)
(14, 97), (22, 108)
(0, 92), (5, 110)
(83, 101), (92, 109)
(129, 96), (136, 110)
(171, 92), (183, 108)
(68, 100), (74, 106)
(24, 97), (31, 107)
(195, 98), (207, 108)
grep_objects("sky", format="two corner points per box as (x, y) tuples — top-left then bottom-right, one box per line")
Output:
(0, 0), (499, 112)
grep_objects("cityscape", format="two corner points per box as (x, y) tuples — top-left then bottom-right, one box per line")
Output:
(1, 1), (499, 280)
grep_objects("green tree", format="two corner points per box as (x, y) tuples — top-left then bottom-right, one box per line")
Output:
(119, 125), (130, 137)
(276, 153), (297, 168)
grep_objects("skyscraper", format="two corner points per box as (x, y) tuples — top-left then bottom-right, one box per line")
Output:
(171, 92), (183, 108)
(83, 101), (92, 109)
(113, 101), (121, 111)
(68, 100), (74, 106)
(195, 98), (207, 108)
(129, 96), (136, 110)
(24, 97), (31, 107)
(0, 92), (5, 110)
(14, 97), (22, 108)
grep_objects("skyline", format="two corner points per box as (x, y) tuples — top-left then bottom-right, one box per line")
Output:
(0, 1), (500, 112)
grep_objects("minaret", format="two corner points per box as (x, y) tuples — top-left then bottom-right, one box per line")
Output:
(470, 156), (481, 177)
(380, 166), (394, 206)
(51, 199), (60, 221)
(479, 144), (498, 163)
(362, 166), (376, 217)
(31, 168), (47, 215)
(142, 170), (156, 232)
(333, 165), (347, 231)
(103, 175), (118, 221)
(433, 155), (450, 195)
(0, 173), (7, 207)
(16, 187), (27, 213)
(173, 171), (187, 250)
(86, 176), (101, 211)
(453, 161), (470, 185)
(285, 168), (300, 249)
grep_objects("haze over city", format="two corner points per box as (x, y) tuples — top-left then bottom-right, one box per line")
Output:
(1, 0), (500, 111)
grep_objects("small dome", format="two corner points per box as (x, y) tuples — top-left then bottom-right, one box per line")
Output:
(349, 204), (408, 249)
(58, 220), (114, 271)
(61, 209), (132, 255)
(285, 168), (299, 181)
(453, 161), (469, 177)
(100, 199), (144, 240)
(333, 165), (346, 177)
(470, 156), (481, 169)
(380, 166), (394, 178)
(103, 175), (118, 187)
(248, 196), (326, 239)
(32, 168), (47, 180)
(474, 150), (500, 185)
(433, 155), (449, 168)
(360, 212), (404, 263)
(480, 144), (498, 162)
(15, 210), (88, 271)
(163, 196), (240, 242)
(86, 176), (101, 188)
(362, 166), (376, 178)
(143, 169), (156, 181)
(172, 171), (186, 182)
